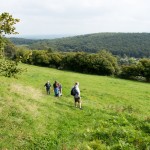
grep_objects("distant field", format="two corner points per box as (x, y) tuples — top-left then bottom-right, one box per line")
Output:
(0, 64), (150, 150)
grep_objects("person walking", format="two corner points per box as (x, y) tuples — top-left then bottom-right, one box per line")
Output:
(58, 83), (62, 96)
(53, 81), (59, 97)
(44, 81), (51, 95)
(72, 82), (82, 109)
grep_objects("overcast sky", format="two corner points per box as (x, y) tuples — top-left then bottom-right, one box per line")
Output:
(0, 0), (150, 36)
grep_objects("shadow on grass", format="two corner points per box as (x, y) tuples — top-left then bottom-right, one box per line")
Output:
(54, 101), (75, 109)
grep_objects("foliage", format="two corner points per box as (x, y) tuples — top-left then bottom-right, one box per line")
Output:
(120, 58), (150, 82)
(138, 58), (150, 82)
(3, 38), (16, 58)
(8, 37), (36, 45)
(0, 59), (25, 77)
(14, 47), (149, 81)
(0, 12), (18, 54)
(0, 12), (19, 56)
(15, 49), (119, 76)
(118, 55), (138, 65)
(0, 12), (19, 36)
(9, 33), (150, 58)
(61, 51), (119, 75)
(0, 12), (24, 78)
(119, 64), (140, 80)
(0, 36), (5, 58)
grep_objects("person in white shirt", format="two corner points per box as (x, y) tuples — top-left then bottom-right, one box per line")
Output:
(74, 82), (82, 109)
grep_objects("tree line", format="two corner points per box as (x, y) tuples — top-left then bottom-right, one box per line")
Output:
(3, 36), (150, 82)
(9, 32), (150, 58)
(14, 48), (150, 82)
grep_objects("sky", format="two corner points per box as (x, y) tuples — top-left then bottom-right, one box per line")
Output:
(0, 0), (150, 37)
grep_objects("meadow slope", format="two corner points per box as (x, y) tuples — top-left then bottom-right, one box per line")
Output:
(0, 64), (150, 150)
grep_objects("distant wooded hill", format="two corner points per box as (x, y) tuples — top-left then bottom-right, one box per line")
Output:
(9, 33), (150, 57)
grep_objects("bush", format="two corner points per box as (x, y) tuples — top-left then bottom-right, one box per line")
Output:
(120, 58), (150, 82)
(0, 59), (24, 77)
(138, 59), (150, 82)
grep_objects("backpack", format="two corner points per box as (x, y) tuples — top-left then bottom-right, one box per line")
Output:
(71, 87), (77, 96)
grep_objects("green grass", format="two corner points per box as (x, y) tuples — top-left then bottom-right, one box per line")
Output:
(0, 64), (150, 150)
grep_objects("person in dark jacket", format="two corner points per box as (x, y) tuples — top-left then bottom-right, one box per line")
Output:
(44, 81), (51, 95)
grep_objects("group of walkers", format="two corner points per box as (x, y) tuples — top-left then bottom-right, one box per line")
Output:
(44, 81), (82, 109)
(44, 80), (62, 97)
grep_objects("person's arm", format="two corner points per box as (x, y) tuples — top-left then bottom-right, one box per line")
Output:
(78, 87), (80, 96)
(75, 87), (79, 95)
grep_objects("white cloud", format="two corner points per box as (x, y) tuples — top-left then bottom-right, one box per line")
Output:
(0, 0), (150, 35)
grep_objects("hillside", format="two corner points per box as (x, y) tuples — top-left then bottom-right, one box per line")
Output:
(9, 33), (150, 57)
(0, 64), (150, 149)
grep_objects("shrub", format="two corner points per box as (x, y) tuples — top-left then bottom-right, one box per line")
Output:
(0, 59), (24, 77)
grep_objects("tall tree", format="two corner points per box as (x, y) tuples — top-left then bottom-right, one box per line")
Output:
(0, 12), (23, 78)
(0, 12), (19, 57)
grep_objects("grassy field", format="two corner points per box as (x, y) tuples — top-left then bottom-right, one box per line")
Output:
(0, 64), (150, 150)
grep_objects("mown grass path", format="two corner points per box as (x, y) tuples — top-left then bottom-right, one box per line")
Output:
(0, 64), (150, 149)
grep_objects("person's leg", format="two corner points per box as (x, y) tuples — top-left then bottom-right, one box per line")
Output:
(48, 88), (50, 95)
(46, 89), (49, 94)
(79, 102), (82, 109)
(60, 89), (62, 96)
(54, 88), (57, 96)
(79, 97), (82, 109)
(56, 88), (59, 97)
(74, 98), (78, 107)
(75, 102), (78, 107)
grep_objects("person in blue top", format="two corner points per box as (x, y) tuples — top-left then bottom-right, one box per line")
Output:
(53, 81), (59, 97)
